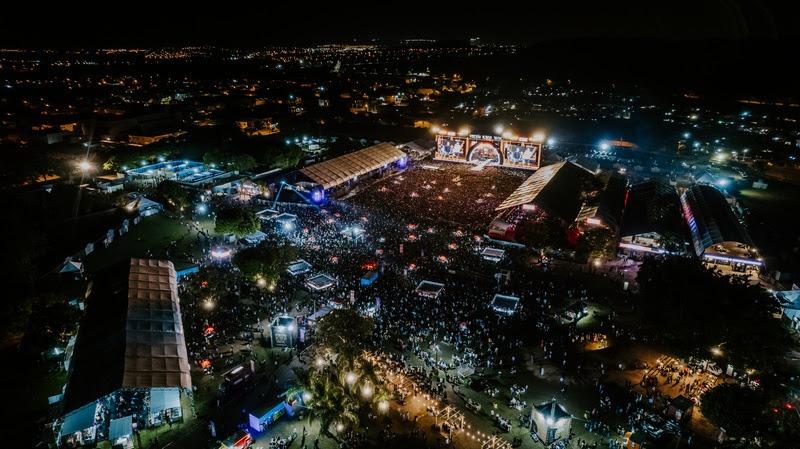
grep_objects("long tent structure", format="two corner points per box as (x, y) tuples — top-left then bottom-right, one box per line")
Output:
(299, 142), (406, 190)
(60, 258), (191, 443)
(680, 185), (760, 266)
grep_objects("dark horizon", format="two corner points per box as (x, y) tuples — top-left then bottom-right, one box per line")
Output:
(2, 1), (800, 48)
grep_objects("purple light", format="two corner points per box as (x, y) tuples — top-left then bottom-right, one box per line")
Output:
(312, 190), (324, 203)
(397, 156), (408, 169)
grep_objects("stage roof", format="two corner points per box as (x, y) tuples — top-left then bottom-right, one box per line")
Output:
(300, 142), (405, 190)
(495, 161), (596, 223)
(63, 259), (191, 413)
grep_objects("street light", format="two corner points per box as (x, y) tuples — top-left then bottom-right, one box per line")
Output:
(345, 372), (358, 386)
(361, 383), (373, 399)
(77, 160), (94, 172)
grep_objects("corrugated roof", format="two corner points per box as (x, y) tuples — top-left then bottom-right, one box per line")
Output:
(300, 142), (405, 190)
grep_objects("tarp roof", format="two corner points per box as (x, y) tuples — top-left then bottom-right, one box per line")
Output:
(300, 142), (405, 190)
(150, 388), (181, 414)
(109, 415), (133, 441)
(60, 402), (97, 436)
(495, 162), (596, 223)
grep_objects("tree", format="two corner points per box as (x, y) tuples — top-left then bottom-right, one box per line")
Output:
(302, 310), (384, 437)
(155, 180), (191, 212)
(214, 206), (259, 237)
(701, 384), (768, 438)
(577, 227), (617, 260)
(229, 154), (257, 172)
(636, 257), (790, 370)
(314, 309), (374, 364)
(232, 240), (297, 282)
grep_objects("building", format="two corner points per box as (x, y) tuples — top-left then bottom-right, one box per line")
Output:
(530, 400), (572, 445)
(619, 180), (685, 255)
(125, 160), (232, 187)
(680, 185), (761, 270)
(56, 259), (192, 448)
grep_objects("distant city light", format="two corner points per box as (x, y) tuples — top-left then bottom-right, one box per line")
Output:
(599, 142), (610, 151)
(546, 137), (556, 146)
(196, 203), (208, 214)
(682, 132), (691, 139)
(494, 125), (504, 134)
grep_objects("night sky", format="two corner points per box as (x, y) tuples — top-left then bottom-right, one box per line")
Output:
(2, 1), (799, 47)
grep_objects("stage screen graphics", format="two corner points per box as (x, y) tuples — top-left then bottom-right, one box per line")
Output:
(503, 141), (540, 168)
(436, 135), (467, 159)
(468, 139), (502, 164)
(435, 133), (542, 170)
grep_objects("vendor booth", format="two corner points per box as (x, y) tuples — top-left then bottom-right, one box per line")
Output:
(415, 280), (445, 299)
(306, 273), (336, 291)
(491, 294), (520, 316)
(269, 316), (298, 348)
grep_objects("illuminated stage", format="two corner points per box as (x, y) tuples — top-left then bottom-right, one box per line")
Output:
(435, 131), (542, 170)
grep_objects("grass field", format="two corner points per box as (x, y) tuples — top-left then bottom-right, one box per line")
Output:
(83, 213), (217, 274)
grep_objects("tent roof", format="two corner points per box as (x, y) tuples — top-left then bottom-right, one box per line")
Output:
(681, 184), (752, 256)
(60, 402), (97, 436)
(150, 388), (181, 414)
(491, 294), (519, 310)
(533, 400), (571, 421)
(109, 415), (133, 441)
(59, 259), (84, 273)
(63, 259), (191, 414)
(300, 142), (405, 190)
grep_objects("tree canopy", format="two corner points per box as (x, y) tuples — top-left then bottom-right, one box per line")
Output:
(636, 257), (790, 370)
(214, 205), (259, 237)
(232, 240), (297, 282)
(155, 180), (191, 212)
(701, 384), (768, 438)
(314, 308), (375, 364)
(577, 227), (617, 260)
